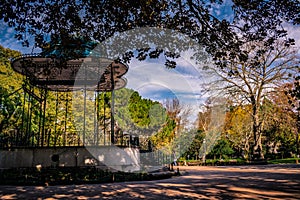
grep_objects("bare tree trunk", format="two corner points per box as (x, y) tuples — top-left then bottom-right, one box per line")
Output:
(297, 114), (300, 157)
(243, 133), (251, 161)
(251, 101), (264, 160)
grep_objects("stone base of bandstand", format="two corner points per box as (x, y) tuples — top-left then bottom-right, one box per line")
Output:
(0, 146), (140, 172)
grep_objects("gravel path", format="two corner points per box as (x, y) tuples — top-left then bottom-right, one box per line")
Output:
(1, 164), (300, 199)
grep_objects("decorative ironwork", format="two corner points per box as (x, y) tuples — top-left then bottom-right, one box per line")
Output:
(11, 56), (128, 92)
(6, 51), (131, 148)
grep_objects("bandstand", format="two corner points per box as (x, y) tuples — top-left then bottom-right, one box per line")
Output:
(0, 42), (141, 171)
(11, 55), (128, 147)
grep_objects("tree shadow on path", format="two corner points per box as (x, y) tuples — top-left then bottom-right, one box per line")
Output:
(1, 164), (300, 199)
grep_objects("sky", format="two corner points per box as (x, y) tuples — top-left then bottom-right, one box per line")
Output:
(0, 21), (41, 54)
(125, 52), (209, 106)
(0, 1), (299, 124)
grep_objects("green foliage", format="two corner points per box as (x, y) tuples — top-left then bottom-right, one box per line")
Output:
(214, 96), (299, 160)
(0, 86), (23, 143)
(150, 118), (176, 149)
(0, 46), (24, 146)
(262, 96), (298, 159)
(182, 130), (205, 160)
(128, 91), (152, 127)
(224, 105), (252, 160)
(267, 158), (299, 164)
(0, 46), (22, 91)
(1, 0), (227, 67)
(0, 46), (21, 65)
(208, 138), (234, 159)
(114, 88), (167, 133)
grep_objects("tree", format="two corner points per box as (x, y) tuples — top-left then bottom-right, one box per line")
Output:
(0, 86), (22, 145)
(96, 88), (169, 147)
(0, 0), (222, 68)
(117, 89), (166, 133)
(2, 1), (299, 67)
(224, 105), (253, 160)
(269, 83), (300, 157)
(288, 73), (300, 156)
(45, 91), (79, 146)
(194, 98), (227, 159)
(0, 46), (23, 147)
(182, 130), (205, 160)
(196, 0), (300, 160)
(262, 96), (298, 159)
(150, 98), (191, 150)
(209, 138), (234, 160)
(207, 39), (299, 159)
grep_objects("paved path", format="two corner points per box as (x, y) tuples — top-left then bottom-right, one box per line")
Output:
(1, 164), (300, 199)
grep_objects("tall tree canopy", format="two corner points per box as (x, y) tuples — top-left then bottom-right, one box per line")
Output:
(199, 1), (300, 159)
(1, 0), (299, 67)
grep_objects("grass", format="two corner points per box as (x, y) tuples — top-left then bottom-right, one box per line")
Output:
(179, 157), (299, 166)
(267, 158), (299, 164)
(178, 158), (247, 166)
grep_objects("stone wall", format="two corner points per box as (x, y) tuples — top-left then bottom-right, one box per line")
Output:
(0, 146), (140, 172)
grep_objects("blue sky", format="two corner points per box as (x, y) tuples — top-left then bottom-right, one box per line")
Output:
(0, 21), (41, 54)
(125, 55), (208, 102)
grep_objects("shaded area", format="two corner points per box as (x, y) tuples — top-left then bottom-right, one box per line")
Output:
(1, 164), (299, 199)
(0, 167), (175, 186)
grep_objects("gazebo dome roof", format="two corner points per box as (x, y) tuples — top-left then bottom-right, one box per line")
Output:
(40, 38), (98, 60)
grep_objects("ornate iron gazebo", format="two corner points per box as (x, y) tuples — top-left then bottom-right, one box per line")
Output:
(9, 43), (130, 148)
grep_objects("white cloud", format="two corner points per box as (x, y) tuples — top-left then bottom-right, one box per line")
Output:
(283, 22), (300, 53)
(125, 55), (215, 124)
(127, 58), (207, 102)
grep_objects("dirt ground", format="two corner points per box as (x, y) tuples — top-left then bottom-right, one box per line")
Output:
(1, 164), (300, 199)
